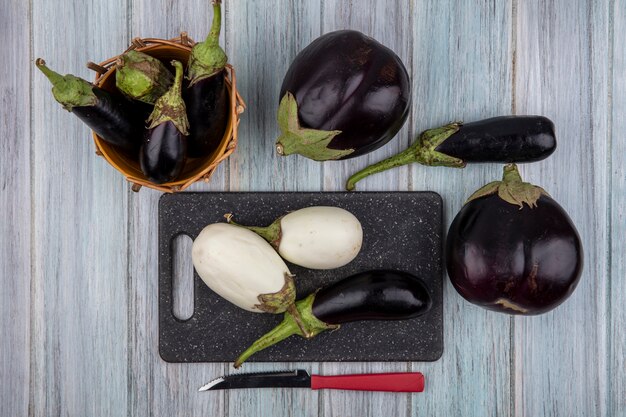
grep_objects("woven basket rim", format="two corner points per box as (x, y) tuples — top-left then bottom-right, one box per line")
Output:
(88, 33), (245, 193)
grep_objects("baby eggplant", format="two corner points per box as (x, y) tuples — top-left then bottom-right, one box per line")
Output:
(115, 50), (174, 105)
(234, 270), (432, 367)
(184, 0), (229, 158)
(192, 223), (296, 314)
(140, 60), (188, 183)
(275, 30), (411, 161)
(226, 206), (363, 270)
(446, 164), (583, 315)
(346, 116), (556, 191)
(36, 58), (146, 153)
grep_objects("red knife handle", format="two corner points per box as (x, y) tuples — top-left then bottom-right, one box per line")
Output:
(310, 372), (424, 392)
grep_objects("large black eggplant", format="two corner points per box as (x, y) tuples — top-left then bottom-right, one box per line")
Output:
(184, 0), (230, 158)
(234, 270), (431, 367)
(36, 58), (146, 153)
(346, 116), (556, 190)
(275, 30), (411, 161)
(446, 164), (582, 315)
(140, 60), (189, 183)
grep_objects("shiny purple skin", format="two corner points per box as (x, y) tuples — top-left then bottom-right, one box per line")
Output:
(140, 121), (187, 184)
(446, 194), (583, 315)
(279, 30), (411, 159)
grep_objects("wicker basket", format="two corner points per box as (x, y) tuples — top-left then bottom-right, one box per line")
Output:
(87, 33), (245, 193)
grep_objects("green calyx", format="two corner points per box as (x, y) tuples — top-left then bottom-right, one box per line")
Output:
(36, 58), (97, 111)
(466, 163), (550, 209)
(224, 213), (283, 250)
(234, 292), (339, 368)
(147, 60), (189, 135)
(345, 122), (464, 191)
(116, 50), (174, 104)
(187, 0), (227, 85)
(275, 92), (352, 161)
(254, 273), (296, 313)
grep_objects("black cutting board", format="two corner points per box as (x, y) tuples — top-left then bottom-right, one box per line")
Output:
(158, 192), (443, 363)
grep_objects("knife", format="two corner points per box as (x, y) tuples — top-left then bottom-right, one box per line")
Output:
(199, 370), (424, 393)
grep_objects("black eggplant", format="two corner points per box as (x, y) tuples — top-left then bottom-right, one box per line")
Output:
(115, 50), (174, 105)
(140, 60), (189, 183)
(184, 0), (229, 158)
(446, 164), (583, 315)
(234, 270), (432, 368)
(275, 30), (411, 161)
(36, 58), (146, 153)
(345, 116), (556, 190)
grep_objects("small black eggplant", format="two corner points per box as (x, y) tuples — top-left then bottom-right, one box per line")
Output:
(446, 164), (583, 315)
(275, 30), (411, 161)
(184, 0), (229, 158)
(234, 270), (432, 367)
(36, 58), (146, 153)
(115, 50), (174, 105)
(346, 116), (556, 190)
(140, 60), (189, 183)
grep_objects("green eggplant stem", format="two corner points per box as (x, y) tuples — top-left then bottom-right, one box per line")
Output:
(147, 60), (189, 134)
(345, 122), (465, 191)
(345, 147), (416, 191)
(224, 213), (282, 250)
(233, 293), (339, 368)
(187, 0), (227, 85)
(36, 58), (63, 85)
(234, 310), (300, 368)
(465, 163), (549, 208)
(206, 0), (222, 45)
(35, 58), (98, 110)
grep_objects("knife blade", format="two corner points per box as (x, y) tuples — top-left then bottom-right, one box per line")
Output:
(199, 370), (424, 393)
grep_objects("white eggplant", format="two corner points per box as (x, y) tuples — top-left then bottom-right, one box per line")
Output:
(191, 223), (296, 313)
(226, 206), (363, 270)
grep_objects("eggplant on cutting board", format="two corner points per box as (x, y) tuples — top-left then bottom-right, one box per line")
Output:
(234, 270), (432, 367)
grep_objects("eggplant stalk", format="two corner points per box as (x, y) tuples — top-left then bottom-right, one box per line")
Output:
(187, 0), (227, 85)
(224, 213), (282, 250)
(234, 293), (338, 368)
(345, 122), (463, 191)
(147, 61), (189, 134)
(36, 59), (97, 110)
(466, 164), (550, 208)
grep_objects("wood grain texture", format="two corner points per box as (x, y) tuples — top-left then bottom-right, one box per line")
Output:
(609, 0), (625, 415)
(513, 0), (610, 416)
(318, 2), (414, 417)
(225, 2), (322, 416)
(0, 1), (31, 416)
(409, 2), (514, 416)
(128, 2), (228, 417)
(30, 0), (131, 416)
(0, 0), (623, 416)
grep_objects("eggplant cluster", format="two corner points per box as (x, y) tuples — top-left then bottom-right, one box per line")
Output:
(191, 206), (433, 368)
(36, 0), (229, 185)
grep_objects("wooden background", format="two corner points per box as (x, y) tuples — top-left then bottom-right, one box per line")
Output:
(1, 0), (624, 415)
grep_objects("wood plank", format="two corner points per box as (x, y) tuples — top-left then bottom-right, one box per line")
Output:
(128, 1), (229, 416)
(609, 0), (625, 415)
(513, 0), (610, 415)
(0, 1), (31, 416)
(226, 0), (323, 192)
(30, 0), (131, 415)
(319, 1), (415, 416)
(409, 1), (514, 416)
(225, 2), (322, 416)
(321, 0), (412, 193)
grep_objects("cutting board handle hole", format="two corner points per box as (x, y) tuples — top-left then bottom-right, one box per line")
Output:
(172, 234), (194, 321)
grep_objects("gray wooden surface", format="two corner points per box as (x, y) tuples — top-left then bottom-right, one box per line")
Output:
(1, 0), (624, 416)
